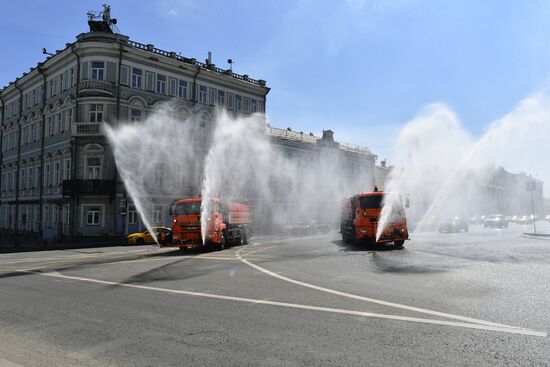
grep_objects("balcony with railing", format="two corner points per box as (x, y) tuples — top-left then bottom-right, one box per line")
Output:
(78, 79), (116, 97)
(71, 122), (104, 136)
(62, 179), (116, 196)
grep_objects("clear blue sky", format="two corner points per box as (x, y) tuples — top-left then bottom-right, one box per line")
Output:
(2, 0), (550, 160)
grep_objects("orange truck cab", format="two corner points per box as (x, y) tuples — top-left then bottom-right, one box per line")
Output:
(163, 197), (252, 251)
(340, 191), (409, 246)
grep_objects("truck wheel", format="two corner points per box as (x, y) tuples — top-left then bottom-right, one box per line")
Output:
(394, 240), (405, 247)
(238, 229), (245, 246)
(218, 234), (226, 251)
(243, 229), (250, 245)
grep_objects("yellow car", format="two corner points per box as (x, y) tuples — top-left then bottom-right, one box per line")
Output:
(127, 227), (171, 245)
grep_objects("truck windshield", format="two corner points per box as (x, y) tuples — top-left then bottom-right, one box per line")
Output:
(175, 201), (201, 215)
(359, 195), (384, 209)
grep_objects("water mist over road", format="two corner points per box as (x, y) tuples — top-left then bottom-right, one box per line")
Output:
(106, 107), (373, 243)
(378, 91), (550, 239)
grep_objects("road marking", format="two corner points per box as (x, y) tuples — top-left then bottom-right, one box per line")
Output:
(235, 247), (529, 331)
(239, 246), (275, 257)
(0, 248), (160, 265)
(18, 270), (545, 337)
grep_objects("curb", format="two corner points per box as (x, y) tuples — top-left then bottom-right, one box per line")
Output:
(521, 232), (550, 240)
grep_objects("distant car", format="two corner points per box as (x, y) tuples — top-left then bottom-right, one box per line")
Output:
(506, 215), (519, 224)
(127, 226), (172, 245)
(517, 215), (534, 225)
(288, 220), (329, 236)
(483, 214), (508, 228)
(469, 216), (482, 225)
(438, 217), (469, 233)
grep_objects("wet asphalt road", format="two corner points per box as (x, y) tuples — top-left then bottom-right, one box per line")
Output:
(0, 223), (549, 366)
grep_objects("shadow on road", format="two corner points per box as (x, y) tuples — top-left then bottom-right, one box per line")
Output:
(331, 240), (404, 252)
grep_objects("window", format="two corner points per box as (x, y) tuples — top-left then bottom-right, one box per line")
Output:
(52, 114), (58, 135)
(54, 161), (61, 186)
(91, 62), (105, 80)
(20, 168), (25, 190)
(217, 90), (225, 106)
(44, 163), (51, 187)
(44, 205), (50, 227)
(209, 88), (217, 105)
(34, 205), (39, 232)
(169, 78), (177, 96)
(199, 85), (207, 104)
(146, 72), (154, 91)
(132, 68), (143, 89)
(120, 65), (129, 85)
(70, 67), (75, 87)
(156, 74), (166, 94)
(84, 143), (104, 180)
(154, 166), (163, 185)
(227, 93), (234, 110)
(61, 112), (66, 132)
(86, 207), (101, 225)
(244, 97), (250, 113)
(130, 109), (142, 123)
(87, 157), (101, 179)
(49, 80), (54, 97)
(68, 108), (73, 130)
(153, 206), (163, 225)
(53, 205), (59, 224)
(235, 95), (242, 111)
(28, 167), (33, 189)
(251, 99), (257, 113)
(178, 80), (188, 99)
(60, 73), (65, 91)
(128, 207), (137, 225)
(63, 158), (71, 180)
(90, 105), (103, 122)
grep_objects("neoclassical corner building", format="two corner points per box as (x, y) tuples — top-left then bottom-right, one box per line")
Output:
(0, 7), (376, 244)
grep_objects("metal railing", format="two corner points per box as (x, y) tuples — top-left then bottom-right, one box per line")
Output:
(62, 179), (116, 196)
(72, 122), (103, 136)
(78, 79), (116, 95)
(266, 126), (372, 154)
(126, 40), (266, 87)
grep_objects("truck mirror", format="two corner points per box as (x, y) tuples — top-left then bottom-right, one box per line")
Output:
(405, 198), (410, 208)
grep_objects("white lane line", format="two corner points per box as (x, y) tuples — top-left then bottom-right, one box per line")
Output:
(235, 247), (527, 331)
(0, 249), (161, 265)
(239, 246), (275, 258)
(18, 270), (546, 337)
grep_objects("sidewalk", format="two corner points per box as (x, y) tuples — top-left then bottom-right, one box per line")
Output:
(0, 235), (126, 254)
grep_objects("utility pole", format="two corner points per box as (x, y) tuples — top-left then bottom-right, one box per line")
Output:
(527, 181), (537, 234)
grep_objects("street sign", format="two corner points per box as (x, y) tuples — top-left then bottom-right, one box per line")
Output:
(526, 181), (536, 192)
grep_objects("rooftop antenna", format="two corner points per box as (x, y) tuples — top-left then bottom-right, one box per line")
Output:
(87, 4), (117, 33)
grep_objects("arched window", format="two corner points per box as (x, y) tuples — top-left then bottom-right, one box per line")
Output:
(129, 98), (145, 123)
(83, 143), (104, 179)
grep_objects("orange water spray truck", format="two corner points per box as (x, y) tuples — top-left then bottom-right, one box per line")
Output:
(162, 197), (252, 251)
(340, 190), (409, 246)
